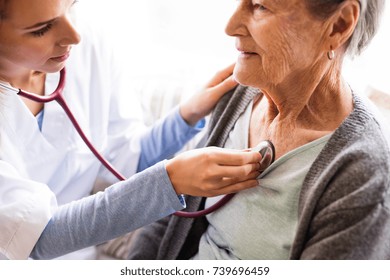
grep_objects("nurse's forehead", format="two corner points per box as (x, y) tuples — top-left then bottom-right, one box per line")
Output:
(4, 0), (72, 27)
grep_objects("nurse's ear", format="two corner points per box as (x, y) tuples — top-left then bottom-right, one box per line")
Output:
(325, 0), (360, 51)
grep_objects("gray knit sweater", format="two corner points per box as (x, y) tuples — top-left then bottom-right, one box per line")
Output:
(127, 86), (390, 260)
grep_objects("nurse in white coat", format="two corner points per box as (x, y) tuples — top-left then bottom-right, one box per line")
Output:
(0, 0), (262, 259)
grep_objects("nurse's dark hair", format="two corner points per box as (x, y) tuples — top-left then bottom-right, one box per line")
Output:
(0, 0), (8, 21)
(305, 0), (385, 56)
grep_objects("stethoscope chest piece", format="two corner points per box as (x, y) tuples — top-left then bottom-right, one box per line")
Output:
(250, 140), (275, 171)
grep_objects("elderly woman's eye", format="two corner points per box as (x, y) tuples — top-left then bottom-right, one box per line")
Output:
(256, 4), (267, 10)
(253, 3), (267, 11)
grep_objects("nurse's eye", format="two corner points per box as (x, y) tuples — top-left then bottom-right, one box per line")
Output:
(31, 23), (53, 37)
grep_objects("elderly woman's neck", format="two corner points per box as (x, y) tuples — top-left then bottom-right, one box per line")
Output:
(259, 61), (353, 132)
(249, 62), (353, 158)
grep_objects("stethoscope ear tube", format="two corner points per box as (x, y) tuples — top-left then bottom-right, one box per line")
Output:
(0, 81), (20, 94)
(17, 68), (127, 181)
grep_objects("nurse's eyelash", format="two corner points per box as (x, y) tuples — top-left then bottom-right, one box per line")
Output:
(31, 23), (53, 37)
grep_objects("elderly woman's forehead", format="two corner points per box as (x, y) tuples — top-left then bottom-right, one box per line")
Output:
(262, 0), (309, 9)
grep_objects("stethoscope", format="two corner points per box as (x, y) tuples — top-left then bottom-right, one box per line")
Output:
(0, 67), (275, 218)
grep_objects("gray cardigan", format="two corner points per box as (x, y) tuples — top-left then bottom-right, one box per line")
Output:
(127, 86), (390, 260)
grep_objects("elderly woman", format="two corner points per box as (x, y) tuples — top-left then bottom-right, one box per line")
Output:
(0, 0), (264, 260)
(126, 0), (390, 259)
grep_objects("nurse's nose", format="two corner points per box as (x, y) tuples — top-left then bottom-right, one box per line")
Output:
(58, 16), (81, 47)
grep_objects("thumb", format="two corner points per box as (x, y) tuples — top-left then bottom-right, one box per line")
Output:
(209, 76), (238, 99)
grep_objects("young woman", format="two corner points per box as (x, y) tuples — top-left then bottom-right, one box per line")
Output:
(127, 0), (390, 260)
(0, 0), (262, 259)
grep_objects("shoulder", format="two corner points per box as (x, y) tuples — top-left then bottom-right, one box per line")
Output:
(304, 93), (390, 208)
(332, 93), (390, 165)
(317, 92), (389, 164)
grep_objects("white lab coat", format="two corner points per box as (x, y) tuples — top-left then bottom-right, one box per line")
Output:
(0, 22), (147, 259)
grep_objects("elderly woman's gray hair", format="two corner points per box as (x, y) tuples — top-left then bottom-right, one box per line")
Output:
(305, 0), (385, 56)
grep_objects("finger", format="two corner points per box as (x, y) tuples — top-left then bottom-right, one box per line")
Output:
(211, 149), (262, 166)
(207, 76), (238, 100)
(206, 63), (235, 87)
(198, 169), (259, 193)
(218, 169), (260, 186)
(196, 169), (259, 196)
(213, 163), (261, 180)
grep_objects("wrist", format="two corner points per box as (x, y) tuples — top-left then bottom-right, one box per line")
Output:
(166, 159), (182, 195)
(179, 104), (200, 127)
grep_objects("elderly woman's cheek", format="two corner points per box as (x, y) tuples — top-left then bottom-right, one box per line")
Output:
(261, 44), (293, 85)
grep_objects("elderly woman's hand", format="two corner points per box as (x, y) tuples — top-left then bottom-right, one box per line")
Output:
(166, 147), (261, 197)
(179, 64), (238, 126)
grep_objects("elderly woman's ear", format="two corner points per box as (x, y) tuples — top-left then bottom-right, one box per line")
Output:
(326, 0), (360, 53)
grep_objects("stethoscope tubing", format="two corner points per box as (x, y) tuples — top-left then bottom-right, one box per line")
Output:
(17, 68), (127, 182)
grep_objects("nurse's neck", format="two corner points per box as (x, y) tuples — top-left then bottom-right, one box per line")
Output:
(8, 71), (46, 116)
(7, 71), (44, 90)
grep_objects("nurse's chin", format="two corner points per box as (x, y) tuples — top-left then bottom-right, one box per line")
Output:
(43, 62), (68, 73)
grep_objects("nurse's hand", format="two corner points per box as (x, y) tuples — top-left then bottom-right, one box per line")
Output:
(179, 64), (237, 126)
(166, 147), (261, 197)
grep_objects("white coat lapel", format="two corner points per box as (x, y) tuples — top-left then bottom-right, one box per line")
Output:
(0, 75), (73, 185)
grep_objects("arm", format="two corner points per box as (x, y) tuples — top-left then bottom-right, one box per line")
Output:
(137, 107), (204, 172)
(30, 161), (183, 260)
(296, 150), (390, 259)
(301, 202), (390, 259)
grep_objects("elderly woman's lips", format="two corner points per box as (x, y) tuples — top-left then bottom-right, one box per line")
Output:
(239, 51), (258, 58)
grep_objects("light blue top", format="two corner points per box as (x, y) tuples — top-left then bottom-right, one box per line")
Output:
(137, 106), (204, 171)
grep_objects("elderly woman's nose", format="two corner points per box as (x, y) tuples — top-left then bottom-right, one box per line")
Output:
(225, 6), (246, 37)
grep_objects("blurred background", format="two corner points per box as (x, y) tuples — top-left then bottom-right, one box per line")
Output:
(77, 0), (390, 110)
